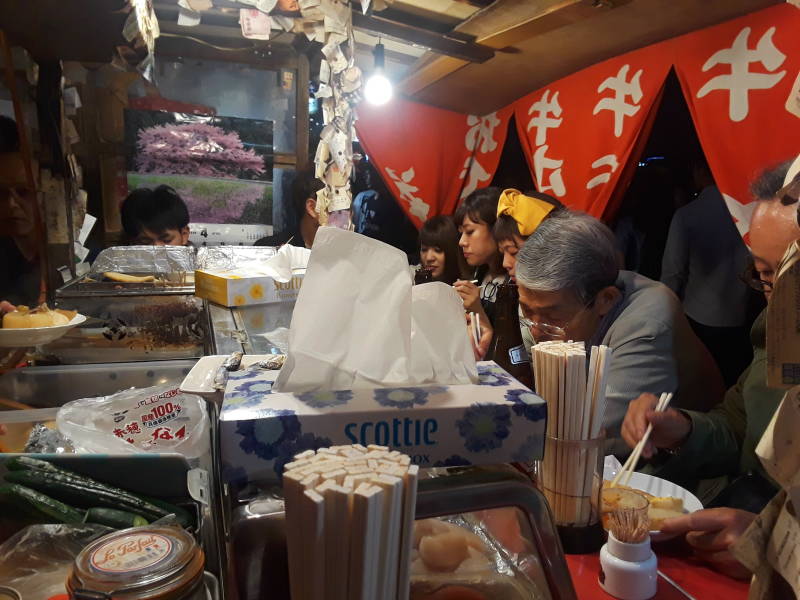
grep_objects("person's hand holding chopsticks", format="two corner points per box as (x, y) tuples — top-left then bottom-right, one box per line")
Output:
(453, 279), (481, 314)
(659, 508), (756, 580)
(620, 393), (692, 459)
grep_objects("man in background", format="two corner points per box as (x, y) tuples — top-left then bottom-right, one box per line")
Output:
(121, 185), (191, 246)
(256, 170), (324, 248)
(660, 160), (755, 386)
(0, 115), (39, 306)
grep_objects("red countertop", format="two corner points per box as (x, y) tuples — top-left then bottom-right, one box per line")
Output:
(566, 543), (750, 600)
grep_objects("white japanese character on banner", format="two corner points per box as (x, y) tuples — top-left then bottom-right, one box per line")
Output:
(465, 112), (501, 154)
(697, 26), (786, 122)
(527, 90), (563, 146)
(384, 166), (430, 221)
(593, 65), (643, 137)
(586, 154), (620, 190)
(459, 156), (491, 200)
(533, 145), (566, 197)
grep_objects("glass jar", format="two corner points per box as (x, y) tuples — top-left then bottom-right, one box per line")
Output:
(67, 526), (205, 600)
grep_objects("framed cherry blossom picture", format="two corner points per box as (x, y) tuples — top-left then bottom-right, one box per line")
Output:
(124, 109), (274, 224)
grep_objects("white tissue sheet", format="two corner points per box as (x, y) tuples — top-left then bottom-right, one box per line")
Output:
(261, 244), (311, 282)
(274, 228), (478, 392)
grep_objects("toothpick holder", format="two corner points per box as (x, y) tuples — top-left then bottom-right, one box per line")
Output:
(599, 531), (657, 600)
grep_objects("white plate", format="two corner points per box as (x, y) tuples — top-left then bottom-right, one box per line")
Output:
(180, 354), (280, 398)
(0, 314), (87, 348)
(604, 456), (703, 542)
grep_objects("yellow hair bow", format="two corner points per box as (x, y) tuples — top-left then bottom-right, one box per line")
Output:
(497, 189), (555, 237)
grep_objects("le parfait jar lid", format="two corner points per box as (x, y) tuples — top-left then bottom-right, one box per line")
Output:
(69, 526), (204, 600)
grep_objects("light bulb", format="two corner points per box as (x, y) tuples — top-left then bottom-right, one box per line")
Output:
(364, 72), (393, 106)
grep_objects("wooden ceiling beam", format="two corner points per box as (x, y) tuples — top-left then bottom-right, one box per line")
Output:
(351, 12), (494, 63)
(399, 0), (585, 96)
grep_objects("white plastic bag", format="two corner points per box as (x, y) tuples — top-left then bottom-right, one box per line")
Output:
(56, 385), (209, 458)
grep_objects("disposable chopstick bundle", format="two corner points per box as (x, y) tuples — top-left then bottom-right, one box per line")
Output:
(533, 342), (612, 526)
(283, 444), (418, 600)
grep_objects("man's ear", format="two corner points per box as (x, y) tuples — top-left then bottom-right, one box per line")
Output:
(595, 285), (620, 318)
(305, 197), (318, 220)
(179, 226), (191, 246)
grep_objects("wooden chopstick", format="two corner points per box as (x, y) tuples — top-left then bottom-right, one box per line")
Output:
(610, 392), (673, 487)
(468, 312), (480, 350)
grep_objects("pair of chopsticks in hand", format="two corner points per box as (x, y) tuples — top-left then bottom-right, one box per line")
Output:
(468, 312), (481, 349)
(610, 392), (673, 487)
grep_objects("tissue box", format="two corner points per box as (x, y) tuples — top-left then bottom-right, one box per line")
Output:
(195, 269), (305, 307)
(219, 362), (546, 486)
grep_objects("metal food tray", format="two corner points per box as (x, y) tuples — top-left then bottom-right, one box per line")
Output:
(67, 273), (196, 296)
(226, 467), (576, 600)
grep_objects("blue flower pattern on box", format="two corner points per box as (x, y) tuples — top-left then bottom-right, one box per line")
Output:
(457, 404), (512, 452)
(273, 432), (334, 479)
(222, 376), (274, 412)
(297, 390), (353, 409)
(512, 435), (542, 463)
(237, 409), (301, 460)
(504, 389), (547, 422)
(373, 386), (448, 409)
(433, 454), (473, 468)
(228, 367), (263, 381)
(476, 363), (512, 387)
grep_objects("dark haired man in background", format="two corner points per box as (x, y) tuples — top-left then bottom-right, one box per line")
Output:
(121, 185), (191, 246)
(256, 170), (324, 248)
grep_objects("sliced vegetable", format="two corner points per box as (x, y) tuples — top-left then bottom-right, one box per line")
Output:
(0, 483), (84, 524)
(85, 507), (149, 529)
(3, 470), (192, 527)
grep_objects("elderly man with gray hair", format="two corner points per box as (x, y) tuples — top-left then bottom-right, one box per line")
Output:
(515, 210), (724, 455)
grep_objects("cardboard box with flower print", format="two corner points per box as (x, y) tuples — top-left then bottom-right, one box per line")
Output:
(219, 361), (547, 487)
(195, 268), (305, 307)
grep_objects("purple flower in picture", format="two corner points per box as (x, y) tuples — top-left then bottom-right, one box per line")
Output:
(135, 122), (265, 179)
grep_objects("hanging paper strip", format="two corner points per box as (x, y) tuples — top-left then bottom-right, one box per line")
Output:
(512, 43), (673, 218)
(672, 3), (800, 240)
(356, 97), (511, 228)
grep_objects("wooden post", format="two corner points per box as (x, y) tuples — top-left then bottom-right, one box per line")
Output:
(296, 52), (310, 172)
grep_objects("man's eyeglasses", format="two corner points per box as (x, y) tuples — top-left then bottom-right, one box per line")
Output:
(519, 297), (596, 341)
(740, 262), (773, 293)
(519, 316), (567, 339)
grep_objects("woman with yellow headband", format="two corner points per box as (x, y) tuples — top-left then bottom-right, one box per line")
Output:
(494, 189), (564, 282)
